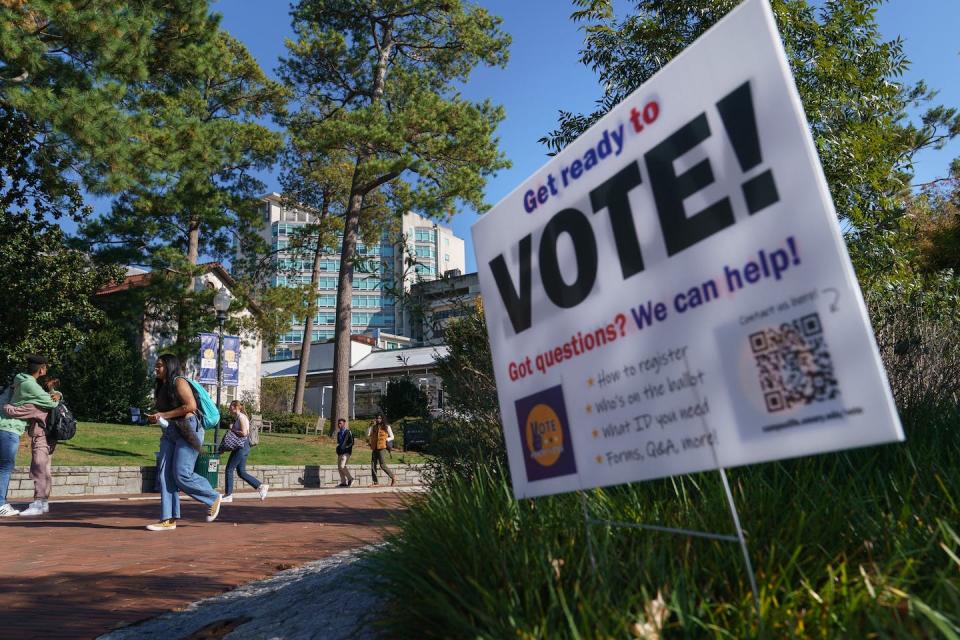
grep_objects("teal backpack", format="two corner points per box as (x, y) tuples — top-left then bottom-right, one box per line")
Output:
(178, 376), (220, 430)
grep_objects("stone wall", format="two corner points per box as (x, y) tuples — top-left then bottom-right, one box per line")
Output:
(6, 463), (426, 500)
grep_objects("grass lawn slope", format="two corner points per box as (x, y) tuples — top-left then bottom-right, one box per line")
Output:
(15, 422), (425, 467)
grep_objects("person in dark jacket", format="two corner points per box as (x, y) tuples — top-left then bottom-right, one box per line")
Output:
(335, 418), (354, 487)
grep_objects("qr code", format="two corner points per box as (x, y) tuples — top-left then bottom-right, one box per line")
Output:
(749, 313), (839, 413)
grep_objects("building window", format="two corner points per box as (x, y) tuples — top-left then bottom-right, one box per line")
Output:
(317, 294), (336, 307)
(414, 228), (435, 242)
(269, 347), (293, 360)
(444, 253), (450, 262)
(355, 294), (382, 308)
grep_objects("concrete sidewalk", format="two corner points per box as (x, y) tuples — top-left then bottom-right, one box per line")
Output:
(0, 488), (416, 639)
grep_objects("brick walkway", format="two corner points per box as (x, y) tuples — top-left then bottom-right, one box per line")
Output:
(0, 489), (414, 639)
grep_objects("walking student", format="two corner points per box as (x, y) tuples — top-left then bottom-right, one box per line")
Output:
(335, 418), (354, 487)
(0, 355), (61, 517)
(146, 354), (221, 531)
(221, 400), (268, 503)
(366, 414), (396, 487)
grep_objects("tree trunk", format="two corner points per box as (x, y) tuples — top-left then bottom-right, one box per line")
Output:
(187, 219), (200, 265)
(178, 217), (201, 357)
(332, 188), (362, 425)
(293, 236), (325, 414)
(331, 25), (393, 426)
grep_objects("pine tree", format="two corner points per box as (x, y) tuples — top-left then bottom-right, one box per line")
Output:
(80, 30), (287, 356)
(279, 0), (511, 421)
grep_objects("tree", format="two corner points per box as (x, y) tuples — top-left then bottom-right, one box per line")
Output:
(279, 0), (511, 423)
(60, 325), (152, 423)
(0, 217), (122, 386)
(278, 151), (349, 414)
(381, 377), (428, 422)
(80, 29), (287, 355)
(0, 0), (219, 223)
(543, 0), (960, 285)
(910, 159), (960, 273)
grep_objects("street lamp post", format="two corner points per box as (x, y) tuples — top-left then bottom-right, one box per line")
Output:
(213, 287), (231, 449)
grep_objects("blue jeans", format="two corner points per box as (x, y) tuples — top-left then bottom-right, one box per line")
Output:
(0, 430), (20, 504)
(157, 416), (219, 520)
(224, 441), (260, 496)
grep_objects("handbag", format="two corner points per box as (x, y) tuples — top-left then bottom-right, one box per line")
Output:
(219, 429), (247, 453)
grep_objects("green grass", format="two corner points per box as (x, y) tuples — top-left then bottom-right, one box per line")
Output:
(370, 401), (960, 638)
(14, 422), (427, 467)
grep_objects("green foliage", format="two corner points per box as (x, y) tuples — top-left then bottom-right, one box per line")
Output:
(0, 0), (219, 221)
(260, 411), (318, 434)
(0, 215), (123, 386)
(372, 400), (960, 637)
(908, 162), (960, 273)
(59, 324), (152, 424)
(279, 0), (512, 418)
(78, 28), (288, 355)
(260, 377), (296, 413)
(426, 306), (508, 481)
(374, 274), (960, 636)
(380, 377), (428, 422)
(544, 0), (960, 281)
(81, 30), (286, 268)
(14, 422), (427, 466)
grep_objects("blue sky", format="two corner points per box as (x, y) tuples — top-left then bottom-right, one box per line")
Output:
(217, 0), (959, 272)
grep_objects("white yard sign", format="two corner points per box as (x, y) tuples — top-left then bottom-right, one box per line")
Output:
(472, 0), (903, 499)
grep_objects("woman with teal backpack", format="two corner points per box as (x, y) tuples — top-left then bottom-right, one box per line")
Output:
(145, 353), (222, 531)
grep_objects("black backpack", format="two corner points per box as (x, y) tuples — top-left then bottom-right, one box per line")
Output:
(46, 403), (77, 441)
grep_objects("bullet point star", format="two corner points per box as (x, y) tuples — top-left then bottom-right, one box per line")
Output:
(592, 429), (599, 438)
(585, 404), (592, 414)
(587, 377), (594, 387)
(595, 455), (603, 464)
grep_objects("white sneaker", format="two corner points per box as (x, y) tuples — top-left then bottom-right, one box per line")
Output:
(220, 495), (233, 503)
(146, 519), (177, 531)
(41, 500), (49, 513)
(258, 484), (269, 501)
(0, 503), (19, 517)
(20, 501), (44, 517)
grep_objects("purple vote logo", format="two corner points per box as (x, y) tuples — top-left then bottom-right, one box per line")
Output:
(515, 385), (577, 482)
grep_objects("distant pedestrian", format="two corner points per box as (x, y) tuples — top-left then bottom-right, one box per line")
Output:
(145, 354), (221, 531)
(220, 400), (268, 503)
(0, 355), (61, 517)
(366, 414), (396, 487)
(335, 418), (354, 487)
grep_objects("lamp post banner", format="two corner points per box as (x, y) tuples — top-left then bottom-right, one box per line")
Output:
(222, 335), (241, 387)
(471, 0), (903, 499)
(199, 333), (218, 384)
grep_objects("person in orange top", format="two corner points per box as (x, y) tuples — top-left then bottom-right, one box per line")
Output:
(365, 414), (396, 486)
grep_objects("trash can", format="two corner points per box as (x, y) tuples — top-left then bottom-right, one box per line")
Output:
(194, 444), (221, 491)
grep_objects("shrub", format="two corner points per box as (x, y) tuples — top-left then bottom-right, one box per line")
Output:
(380, 377), (428, 422)
(375, 266), (960, 636)
(427, 307), (508, 482)
(260, 377), (295, 413)
(59, 324), (152, 423)
(261, 411), (318, 434)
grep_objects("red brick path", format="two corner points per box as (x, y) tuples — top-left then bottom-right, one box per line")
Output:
(0, 491), (411, 639)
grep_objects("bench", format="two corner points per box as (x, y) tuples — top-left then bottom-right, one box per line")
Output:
(251, 414), (273, 433)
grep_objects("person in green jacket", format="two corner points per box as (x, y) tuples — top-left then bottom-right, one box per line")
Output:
(0, 355), (60, 517)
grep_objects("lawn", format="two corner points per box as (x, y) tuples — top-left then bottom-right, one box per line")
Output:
(14, 422), (427, 467)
